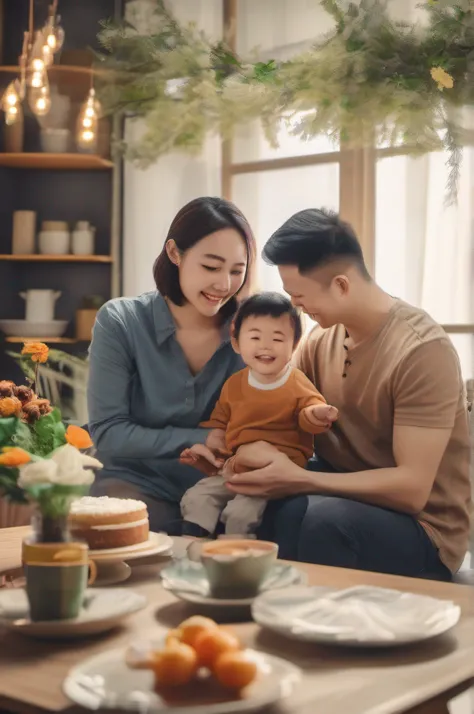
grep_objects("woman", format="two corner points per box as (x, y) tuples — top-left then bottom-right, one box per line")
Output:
(88, 197), (255, 533)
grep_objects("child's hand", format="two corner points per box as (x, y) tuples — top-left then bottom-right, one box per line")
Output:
(309, 404), (339, 428)
(206, 428), (227, 452)
(180, 443), (225, 469)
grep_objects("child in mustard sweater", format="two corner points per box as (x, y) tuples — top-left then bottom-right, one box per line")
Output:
(179, 292), (338, 536)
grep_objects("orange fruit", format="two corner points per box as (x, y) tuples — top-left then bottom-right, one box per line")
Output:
(193, 627), (241, 668)
(151, 642), (198, 687)
(165, 628), (182, 646)
(178, 616), (218, 648)
(213, 651), (258, 689)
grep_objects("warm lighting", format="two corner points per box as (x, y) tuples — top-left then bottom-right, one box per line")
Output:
(76, 87), (101, 152)
(1, 81), (21, 125)
(29, 84), (51, 116)
(42, 12), (65, 54)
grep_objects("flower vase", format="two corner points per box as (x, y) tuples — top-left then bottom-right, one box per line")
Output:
(30, 508), (71, 544)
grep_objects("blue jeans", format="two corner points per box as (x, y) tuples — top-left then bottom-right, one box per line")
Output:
(258, 458), (452, 581)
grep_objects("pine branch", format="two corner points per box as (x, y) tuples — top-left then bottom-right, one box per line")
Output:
(444, 120), (463, 206)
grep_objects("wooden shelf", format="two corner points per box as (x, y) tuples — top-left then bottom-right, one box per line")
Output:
(0, 153), (113, 170)
(0, 254), (113, 263)
(5, 337), (85, 344)
(0, 64), (107, 77)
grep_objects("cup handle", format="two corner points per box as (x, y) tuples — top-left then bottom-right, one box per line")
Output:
(88, 559), (97, 586)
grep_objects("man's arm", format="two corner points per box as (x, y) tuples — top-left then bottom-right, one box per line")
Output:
(225, 425), (450, 512)
(227, 339), (462, 512)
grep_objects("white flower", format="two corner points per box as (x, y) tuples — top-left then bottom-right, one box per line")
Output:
(18, 445), (103, 488)
(18, 460), (58, 488)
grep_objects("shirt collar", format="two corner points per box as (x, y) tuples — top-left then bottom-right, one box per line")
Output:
(152, 292), (232, 347)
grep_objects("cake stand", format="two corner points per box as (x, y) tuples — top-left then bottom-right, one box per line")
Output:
(89, 532), (173, 585)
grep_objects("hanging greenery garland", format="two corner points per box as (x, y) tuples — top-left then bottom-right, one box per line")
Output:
(96, 0), (474, 202)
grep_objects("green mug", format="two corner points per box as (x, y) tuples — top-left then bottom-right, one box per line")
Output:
(23, 542), (96, 622)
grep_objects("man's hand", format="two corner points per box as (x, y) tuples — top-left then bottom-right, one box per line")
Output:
(305, 403), (338, 429)
(206, 428), (227, 452)
(225, 442), (308, 499)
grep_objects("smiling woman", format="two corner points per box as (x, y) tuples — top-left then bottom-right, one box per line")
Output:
(87, 197), (256, 533)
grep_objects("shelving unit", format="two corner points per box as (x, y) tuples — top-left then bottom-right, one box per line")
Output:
(0, 0), (122, 385)
(0, 254), (113, 263)
(0, 153), (113, 170)
(5, 337), (83, 344)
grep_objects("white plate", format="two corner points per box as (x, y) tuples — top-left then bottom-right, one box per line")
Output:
(252, 585), (461, 647)
(0, 588), (147, 639)
(161, 559), (307, 607)
(89, 532), (173, 562)
(63, 638), (301, 713)
(0, 319), (68, 337)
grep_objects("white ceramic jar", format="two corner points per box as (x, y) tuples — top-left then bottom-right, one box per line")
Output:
(38, 230), (70, 255)
(71, 222), (95, 255)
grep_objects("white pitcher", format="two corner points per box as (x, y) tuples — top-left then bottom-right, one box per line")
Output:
(20, 290), (61, 323)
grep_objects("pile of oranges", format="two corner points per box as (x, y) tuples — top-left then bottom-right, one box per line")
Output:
(127, 616), (258, 691)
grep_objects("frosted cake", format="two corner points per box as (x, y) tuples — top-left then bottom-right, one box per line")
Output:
(69, 496), (149, 550)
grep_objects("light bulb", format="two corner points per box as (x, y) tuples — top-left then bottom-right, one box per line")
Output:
(43, 14), (65, 54)
(5, 106), (19, 126)
(29, 84), (51, 117)
(1, 80), (21, 124)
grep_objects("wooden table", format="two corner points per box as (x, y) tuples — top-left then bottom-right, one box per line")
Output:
(1, 526), (474, 714)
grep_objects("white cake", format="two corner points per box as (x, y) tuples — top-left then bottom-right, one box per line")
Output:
(69, 496), (149, 550)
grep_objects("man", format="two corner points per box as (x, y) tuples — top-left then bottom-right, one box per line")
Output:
(228, 208), (471, 580)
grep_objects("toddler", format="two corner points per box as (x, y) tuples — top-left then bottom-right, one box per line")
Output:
(179, 292), (338, 536)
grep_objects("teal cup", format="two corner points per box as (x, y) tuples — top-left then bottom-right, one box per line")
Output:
(24, 558), (96, 622)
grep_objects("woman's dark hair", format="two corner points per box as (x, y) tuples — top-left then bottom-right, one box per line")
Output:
(154, 197), (256, 321)
(263, 208), (370, 279)
(233, 292), (303, 346)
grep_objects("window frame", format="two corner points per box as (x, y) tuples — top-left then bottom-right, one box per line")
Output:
(222, 0), (474, 340)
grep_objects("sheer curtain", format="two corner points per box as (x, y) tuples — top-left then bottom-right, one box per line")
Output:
(375, 149), (474, 380)
(232, 0), (340, 296)
(122, 0), (222, 297)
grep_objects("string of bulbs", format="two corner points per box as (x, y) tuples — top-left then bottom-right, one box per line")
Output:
(0, 0), (101, 152)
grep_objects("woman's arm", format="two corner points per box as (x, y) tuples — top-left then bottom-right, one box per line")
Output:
(87, 303), (210, 459)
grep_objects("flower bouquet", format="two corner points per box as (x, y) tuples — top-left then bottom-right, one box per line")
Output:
(0, 342), (102, 543)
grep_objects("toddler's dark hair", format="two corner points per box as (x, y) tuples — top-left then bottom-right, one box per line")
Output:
(233, 292), (303, 346)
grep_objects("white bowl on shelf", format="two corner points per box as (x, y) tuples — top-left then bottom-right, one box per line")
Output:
(0, 320), (68, 337)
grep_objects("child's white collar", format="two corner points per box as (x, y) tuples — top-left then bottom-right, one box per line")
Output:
(248, 363), (292, 391)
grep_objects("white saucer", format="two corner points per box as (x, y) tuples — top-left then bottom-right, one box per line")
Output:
(161, 559), (307, 607)
(252, 585), (461, 647)
(89, 532), (173, 562)
(0, 588), (147, 639)
(63, 636), (301, 713)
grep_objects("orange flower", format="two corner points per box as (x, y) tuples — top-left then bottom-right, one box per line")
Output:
(21, 342), (49, 363)
(0, 396), (22, 417)
(65, 424), (93, 450)
(0, 447), (31, 466)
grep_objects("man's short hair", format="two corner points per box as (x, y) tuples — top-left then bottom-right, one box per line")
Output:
(262, 208), (370, 279)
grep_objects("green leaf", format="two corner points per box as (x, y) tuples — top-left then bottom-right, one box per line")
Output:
(0, 417), (21, 446)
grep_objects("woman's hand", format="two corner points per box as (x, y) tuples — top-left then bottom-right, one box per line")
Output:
(225, 442), (309, 499)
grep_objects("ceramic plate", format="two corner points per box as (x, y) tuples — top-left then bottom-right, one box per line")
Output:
(63, 637), (301, 713)
(252, 585), (461, 647)
(0, 588), (147, 639)
(160, 559), (307, 607)
(89, 532), (173, 562)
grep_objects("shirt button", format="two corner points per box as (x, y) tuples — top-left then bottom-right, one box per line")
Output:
(342, 373), (347, 378)
(344, 359), (352, 366)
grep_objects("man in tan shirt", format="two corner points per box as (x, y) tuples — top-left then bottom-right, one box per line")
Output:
(226, 208), (471, 579)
